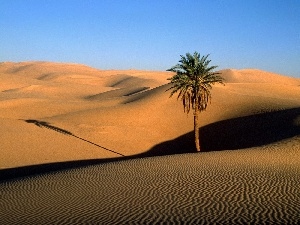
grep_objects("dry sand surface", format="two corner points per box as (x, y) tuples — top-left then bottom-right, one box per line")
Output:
(0, 61), (300, 223)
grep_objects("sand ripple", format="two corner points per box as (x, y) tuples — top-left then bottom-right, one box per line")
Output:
(1, 152), (300, 224)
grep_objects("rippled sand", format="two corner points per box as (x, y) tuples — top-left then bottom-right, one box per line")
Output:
(1, 145), (300, 224)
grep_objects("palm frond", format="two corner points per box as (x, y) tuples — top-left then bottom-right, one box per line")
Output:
(167, 51), (224, 114)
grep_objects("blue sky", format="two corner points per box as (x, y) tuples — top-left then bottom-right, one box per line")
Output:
(1, 0), (299, 77)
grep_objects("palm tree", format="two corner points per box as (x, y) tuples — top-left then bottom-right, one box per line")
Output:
(167, 52), (224, 152)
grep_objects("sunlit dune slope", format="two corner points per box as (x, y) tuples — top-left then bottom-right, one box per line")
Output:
(0, 62), (299, 168)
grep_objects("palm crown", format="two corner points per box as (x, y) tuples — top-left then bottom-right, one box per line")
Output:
(167, 52), (224, 114)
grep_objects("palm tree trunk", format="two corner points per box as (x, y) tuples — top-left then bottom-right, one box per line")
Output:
(194, 109), (200, 152)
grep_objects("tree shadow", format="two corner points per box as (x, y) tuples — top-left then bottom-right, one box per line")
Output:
(24, 120), (124, 156)
(0, 120), (126, 181)
(1, 108), (299, 181)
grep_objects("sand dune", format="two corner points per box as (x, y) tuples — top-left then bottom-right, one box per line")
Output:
(220, 68), (300, 85)
(0, 61), (300, 223)
(0, 61), (299, 166)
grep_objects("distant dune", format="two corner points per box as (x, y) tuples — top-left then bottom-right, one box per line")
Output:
(0, 61), (299, 223)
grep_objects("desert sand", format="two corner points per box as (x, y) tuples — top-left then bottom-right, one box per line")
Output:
(0, 61), (300, 223)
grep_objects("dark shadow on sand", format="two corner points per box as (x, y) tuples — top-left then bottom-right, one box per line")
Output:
(0, 120), (125, 181)
(24, 120), (125, 157)
(0, 158), (127, 182)
(1, 108), (299, 181)
(148, 107), (300, 153)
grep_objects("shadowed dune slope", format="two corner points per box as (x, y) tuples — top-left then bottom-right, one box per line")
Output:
(148, 107), (300, 154)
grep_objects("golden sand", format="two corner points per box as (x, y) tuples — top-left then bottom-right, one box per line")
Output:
(0, 62), (299, 223)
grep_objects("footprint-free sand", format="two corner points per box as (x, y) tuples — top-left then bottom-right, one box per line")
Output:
(0, 62), (300, 223)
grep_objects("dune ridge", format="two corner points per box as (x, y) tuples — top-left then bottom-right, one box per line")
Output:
(0, 61), (300, 223)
